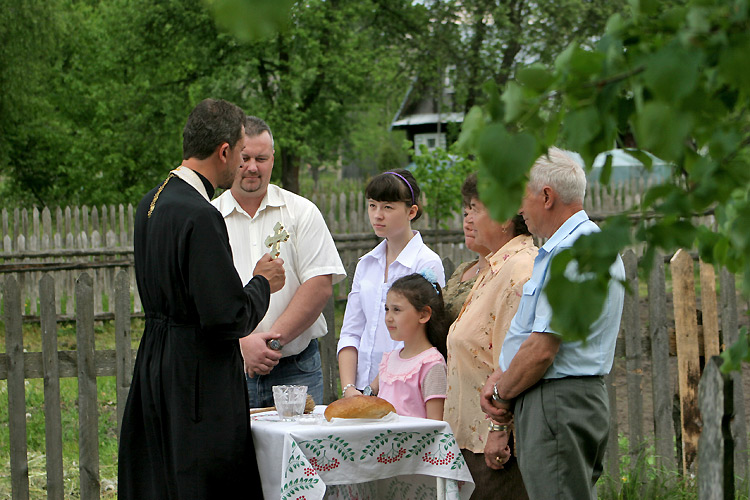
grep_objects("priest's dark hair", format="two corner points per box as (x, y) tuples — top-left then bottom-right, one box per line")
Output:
(365, 168), (423, 222)
(245, 116), (275, 149)
(388, 273), (448, 360)
(182, 99), (245, 160)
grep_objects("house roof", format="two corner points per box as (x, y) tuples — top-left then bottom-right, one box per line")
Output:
(391, 112), (465, 128)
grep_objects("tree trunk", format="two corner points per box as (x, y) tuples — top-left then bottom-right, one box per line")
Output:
(280, 148), (300, 194)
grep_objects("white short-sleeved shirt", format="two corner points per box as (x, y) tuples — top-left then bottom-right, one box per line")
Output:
(212, 184), (346, 356)
(336, 231), (445, 388)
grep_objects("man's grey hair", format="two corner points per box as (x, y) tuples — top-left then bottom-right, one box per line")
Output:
(245, 115), (274, 149)
(527, 147), (587, 204)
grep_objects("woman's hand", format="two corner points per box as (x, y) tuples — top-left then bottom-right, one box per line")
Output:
(343, 385), (363, 398)
(484, 429), (511, 470)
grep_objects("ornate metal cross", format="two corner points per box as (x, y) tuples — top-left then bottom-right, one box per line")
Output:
(264, 222), (290, 259)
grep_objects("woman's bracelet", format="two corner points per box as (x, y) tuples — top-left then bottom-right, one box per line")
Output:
(488, 421), (509, 433)
(342, 384), (356, 394)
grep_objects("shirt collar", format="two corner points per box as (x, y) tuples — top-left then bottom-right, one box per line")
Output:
(215, 190), (246, 218)
(540, 210), (589, 254)
(255, 184), (285, 215)
(361, 230), (423, 268)
(216, 184), (285, 218)
(487, 234), (535, 271)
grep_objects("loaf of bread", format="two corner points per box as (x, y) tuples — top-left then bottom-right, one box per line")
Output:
(324, 395), (396, 421)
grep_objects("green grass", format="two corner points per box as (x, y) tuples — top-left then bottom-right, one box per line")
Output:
(599, 435), (750, 500)
(4, 307), (748, 498)
(0, 318), (143, 498)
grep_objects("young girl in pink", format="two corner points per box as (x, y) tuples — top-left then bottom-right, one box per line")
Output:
(369, 271), (448, 420)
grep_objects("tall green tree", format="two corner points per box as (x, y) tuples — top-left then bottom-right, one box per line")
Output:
(210, 0), (421, 193)
(0, 0), (69, 206)
(407, 0), (626, 117)
(457, 0), (750, 358)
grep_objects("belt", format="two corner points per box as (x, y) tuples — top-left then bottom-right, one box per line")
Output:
(542, 375), (604, 383)
(278, 339), (317, 364)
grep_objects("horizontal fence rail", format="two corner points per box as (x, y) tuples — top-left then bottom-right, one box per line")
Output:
(1, 251), (749, 498)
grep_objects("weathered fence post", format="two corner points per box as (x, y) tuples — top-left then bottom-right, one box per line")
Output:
(698, 356), (734, 500)
(605, 366), (619, 486)
(40, 274), (64, 499)
(720, 267), (748, 489)
(671, 249), (702, 475)
(699, 261), (721, 359)
(320, 296), (338, 404)
(3, 276), (30, 499)
(623, 250), (644, 462)
(115, 270), (133, 437)
(76, 273), (101, 499)
(648, 252), (675, 472)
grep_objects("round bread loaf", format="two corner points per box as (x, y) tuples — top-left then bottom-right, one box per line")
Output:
(324, 395), (396, 421)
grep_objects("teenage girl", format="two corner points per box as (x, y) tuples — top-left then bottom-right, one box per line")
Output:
(369, 272), (448, 420)
(337, 169), (445, 398)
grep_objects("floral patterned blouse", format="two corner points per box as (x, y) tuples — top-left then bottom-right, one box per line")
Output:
(443, 235), (537, 453)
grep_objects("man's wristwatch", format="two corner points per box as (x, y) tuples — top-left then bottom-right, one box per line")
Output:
(362, 385), (373, 396)
(492, 383), (513, 405)
(266, 339), (282, 351)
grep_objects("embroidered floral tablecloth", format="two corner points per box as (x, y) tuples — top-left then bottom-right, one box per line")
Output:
(251, 406), (474, 500)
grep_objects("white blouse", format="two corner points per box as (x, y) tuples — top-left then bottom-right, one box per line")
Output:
(337, 231), (445, 388)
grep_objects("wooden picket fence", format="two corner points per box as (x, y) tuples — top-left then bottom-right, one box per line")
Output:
(605, 249), (748, 495)
(1, 250), (747, 498)
(0, 179), (714, 318)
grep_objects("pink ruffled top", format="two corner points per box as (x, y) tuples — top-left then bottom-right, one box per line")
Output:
(378, 347), (447, 418)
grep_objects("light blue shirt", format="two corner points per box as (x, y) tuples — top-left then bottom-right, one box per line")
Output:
(498, 210), (625, 378)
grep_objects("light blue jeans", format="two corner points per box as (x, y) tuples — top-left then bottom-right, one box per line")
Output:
(247, 339), (324, 408)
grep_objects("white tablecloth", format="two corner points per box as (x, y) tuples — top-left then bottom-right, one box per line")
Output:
(251, 406), (474, 500)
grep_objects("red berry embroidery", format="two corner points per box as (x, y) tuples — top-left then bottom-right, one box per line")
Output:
(422, 451), (455, 465)
(376, 446), (406, 464)
(309, 453), (340, 472)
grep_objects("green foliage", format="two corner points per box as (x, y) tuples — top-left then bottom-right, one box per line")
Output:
(0, 0), (417, 205)
(411, 145), (475, 229)
(206, 0), (295, 40)
(457, 0), (750, 357)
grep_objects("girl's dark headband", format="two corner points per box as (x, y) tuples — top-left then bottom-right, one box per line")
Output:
(384, 171), (415, 206)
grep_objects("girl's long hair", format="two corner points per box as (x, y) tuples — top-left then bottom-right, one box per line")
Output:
(389, 273), (448, 359)
(365, 169), (423, 222)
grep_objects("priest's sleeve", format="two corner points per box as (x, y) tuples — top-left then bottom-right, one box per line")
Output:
(187, 208), (270, 340)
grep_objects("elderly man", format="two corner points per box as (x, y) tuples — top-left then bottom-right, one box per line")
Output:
(213, 116), (345, 406)
(480, 147), (625, 500)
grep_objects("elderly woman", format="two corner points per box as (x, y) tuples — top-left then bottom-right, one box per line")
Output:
(442, 177), (491, 324)
(444, 173), (537, 499)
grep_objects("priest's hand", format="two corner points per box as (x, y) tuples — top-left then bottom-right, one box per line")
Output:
(253, 253), (286, 293)
(241, 332), (282, 377)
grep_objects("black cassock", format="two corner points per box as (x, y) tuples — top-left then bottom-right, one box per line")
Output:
(118, 172), (267, 499)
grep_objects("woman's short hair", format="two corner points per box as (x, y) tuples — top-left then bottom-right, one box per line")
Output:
(461, 173), (479, 207)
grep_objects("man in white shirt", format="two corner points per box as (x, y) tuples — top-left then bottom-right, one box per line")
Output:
(213, 116), (346, 406)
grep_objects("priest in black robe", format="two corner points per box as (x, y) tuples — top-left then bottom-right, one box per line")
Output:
(118, 98), (285, 499)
